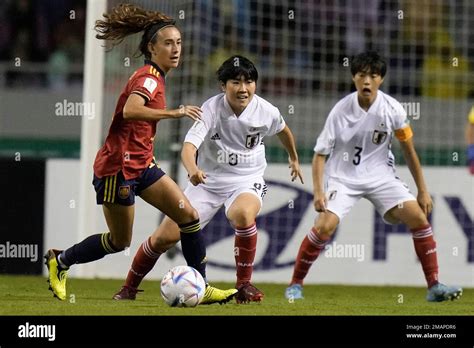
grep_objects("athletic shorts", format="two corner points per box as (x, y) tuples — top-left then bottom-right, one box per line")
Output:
(324, 175), (416, 224)
(183, 176), (267, 229)
(93, 161), (166, 206)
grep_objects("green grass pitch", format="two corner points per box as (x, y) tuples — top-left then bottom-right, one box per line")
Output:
(0, 275), (471, 316)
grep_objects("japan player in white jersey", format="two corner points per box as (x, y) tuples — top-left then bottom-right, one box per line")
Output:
(285, 51), (462, 303)
(114, 55), (303, 303)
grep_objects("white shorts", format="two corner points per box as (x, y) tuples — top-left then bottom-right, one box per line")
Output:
(325, 175), (416, 224)
(183, 177), (267, 229)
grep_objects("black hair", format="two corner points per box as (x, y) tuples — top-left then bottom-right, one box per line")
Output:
(217, 55), (258, 83)
(350, 51), (387, 77)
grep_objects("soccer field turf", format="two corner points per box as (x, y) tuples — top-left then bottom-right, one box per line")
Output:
(0, 275), (471, 316)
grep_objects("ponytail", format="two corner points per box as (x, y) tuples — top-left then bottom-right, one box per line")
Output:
(94, 4), (176, 59)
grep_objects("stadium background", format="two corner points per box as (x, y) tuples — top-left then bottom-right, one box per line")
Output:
(0, 0), (472, 288)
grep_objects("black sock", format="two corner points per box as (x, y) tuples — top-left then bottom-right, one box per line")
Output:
(179, 219), (207, 281)
(60, 232), (122, 267)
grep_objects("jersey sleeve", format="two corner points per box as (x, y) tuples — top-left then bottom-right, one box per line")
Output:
(184, 102), (214, 149)
(392, 100), (413, 142)
(129, 73), (161, 103)
(392, 101), (409, 130)
(268, 108), (287, 136)
(314, 111), (336, 155)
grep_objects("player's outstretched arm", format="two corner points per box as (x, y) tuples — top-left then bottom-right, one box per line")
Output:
(399, 137), (433, 216)
(312, 153), (327, 212)
(181, 142), (206, 186)
(277, 125), (304, 183)
(123, 94), (202, 122)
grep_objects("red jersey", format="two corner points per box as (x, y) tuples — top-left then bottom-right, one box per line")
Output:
(94, 60), (166, 180)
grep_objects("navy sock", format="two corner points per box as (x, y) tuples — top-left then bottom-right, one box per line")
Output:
(179, 219), (207, 281)
(60, 232), (122, 267)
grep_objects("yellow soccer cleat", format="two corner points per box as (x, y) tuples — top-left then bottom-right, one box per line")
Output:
(200, 284), (238, 305)
(44, 249), (68, 301)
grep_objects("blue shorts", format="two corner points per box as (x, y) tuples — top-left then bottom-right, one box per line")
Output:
(93, 162), (166, 206)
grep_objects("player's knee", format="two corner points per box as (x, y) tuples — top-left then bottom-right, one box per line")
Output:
(188, 208), (200, 222)
(316, 222), (337, 237)
(228, 208), (255, 228)
(407, 213), (429, 230)
(180, 207), (200, 224)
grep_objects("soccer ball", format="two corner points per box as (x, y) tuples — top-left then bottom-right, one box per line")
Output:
(160, 265), (206, 307)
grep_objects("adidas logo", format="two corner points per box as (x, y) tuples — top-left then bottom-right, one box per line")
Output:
(237, 262), (254, 267)
(300, 259), (314, 264)
(426, 248), (437, 255)
(210, 133), (220, 140)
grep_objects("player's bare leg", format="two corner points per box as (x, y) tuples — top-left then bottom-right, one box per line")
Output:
(114, 175), (203, 300)
(113, 216), (179, 300)
(149, 217), (181, 251)
(227, 193), (264, 303)
(140, 175), (208, 274)
(103, 203), (135, 250)
(45, 203), (133, 300)
(140, 175), (198, 224)
(115, 176), (237, 303)
(286, 211), (339, 300)
(385, 200), (462, 302)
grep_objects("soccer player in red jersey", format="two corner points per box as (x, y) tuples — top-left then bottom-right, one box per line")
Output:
(44, 4), (236, 303)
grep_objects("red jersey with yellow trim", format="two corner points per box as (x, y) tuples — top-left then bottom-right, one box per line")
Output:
(94, 60), (166, 180)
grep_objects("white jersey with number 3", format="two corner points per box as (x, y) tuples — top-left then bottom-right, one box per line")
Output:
(314, 90), (409, 185)
(185, 93), (286, 191)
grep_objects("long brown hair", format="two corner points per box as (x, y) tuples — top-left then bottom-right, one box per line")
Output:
(94, 4), (176, 59)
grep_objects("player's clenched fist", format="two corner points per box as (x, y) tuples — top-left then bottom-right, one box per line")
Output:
(313, 192), (327, 213)
(189, 169), (207, 186)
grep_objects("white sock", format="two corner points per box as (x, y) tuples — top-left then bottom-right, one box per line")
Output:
(57, 253), (68, 269)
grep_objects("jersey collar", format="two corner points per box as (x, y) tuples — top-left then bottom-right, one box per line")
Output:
(352, 90), (381, 116)
(144, 59), (166, 79)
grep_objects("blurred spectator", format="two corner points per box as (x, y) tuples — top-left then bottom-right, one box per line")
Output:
(421, 30), (471, 99)
(208, 24), (257, 87)
(386, 0), (445, 96)
(47, 49), (70, 90)
(47, 5), (85, 88)
(465, 106), (474, 174)
(8, 0), (36, 60)
(343, 0), (381, 55)
(0, 1), (11, 60)
(2, 0), (85, 88)
(5, 0), (38, 86)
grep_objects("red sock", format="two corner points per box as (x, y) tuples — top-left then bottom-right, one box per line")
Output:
(125, 237), (163, 289)
(234, 223), (257, 287)
(411, 224), (439, 288)
(290, 228), (330, 285)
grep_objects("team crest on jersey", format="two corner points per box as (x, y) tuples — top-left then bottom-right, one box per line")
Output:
(118, 185), (131, 199)
(246, 133), (261, 149)
(372, 130), (388, 145)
